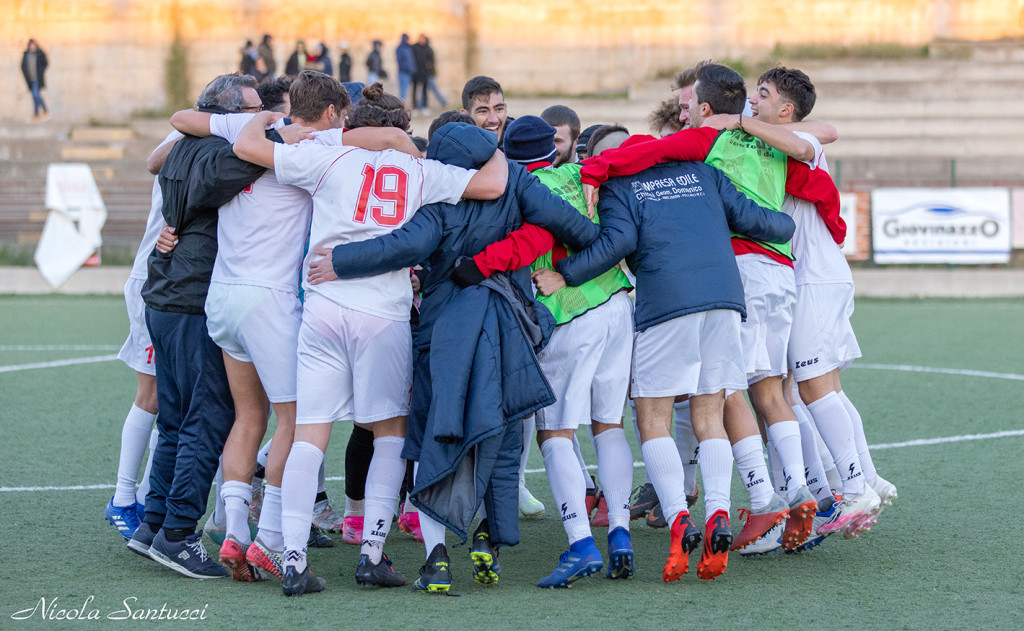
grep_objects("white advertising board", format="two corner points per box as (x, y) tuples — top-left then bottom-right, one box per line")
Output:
(871, 188), (1011, 264)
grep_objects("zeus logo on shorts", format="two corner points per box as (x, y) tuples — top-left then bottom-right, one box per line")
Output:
(795, 357), (820, 369)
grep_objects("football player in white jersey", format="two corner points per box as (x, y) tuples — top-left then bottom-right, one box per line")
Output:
(747, 67), (894, 541)
(232, 83), (509, 596)
(164, 73), (422, 582)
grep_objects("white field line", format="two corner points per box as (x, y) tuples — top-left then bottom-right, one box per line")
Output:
(0, 354), (118, 374)
(849, 363), (1024, 382)
(3, 428), (1021, 493)
(0, 345), (120, 351)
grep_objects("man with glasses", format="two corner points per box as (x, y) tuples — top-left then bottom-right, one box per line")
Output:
(127, 74), (267, 579)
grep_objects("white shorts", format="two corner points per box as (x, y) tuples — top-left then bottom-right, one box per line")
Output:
(205, 282), (301, 403)
(788, 282), (862, 381)
(535, 292), (634, 430)
(117, 277), (156, 376)
(296, 293), (412, 425)
(736, 255), (796, 384)
(631, 309), (747, 398)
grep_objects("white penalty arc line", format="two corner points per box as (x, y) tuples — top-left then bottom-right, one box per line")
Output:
(0, 344), (120, 351)
(4, 428), (1022, 493)
(0, 354), (119, 374)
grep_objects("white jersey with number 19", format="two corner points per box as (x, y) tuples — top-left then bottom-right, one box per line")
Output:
(273, 142), (475, 321)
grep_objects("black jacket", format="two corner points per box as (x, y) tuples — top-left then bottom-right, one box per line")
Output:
(21, 49), (48, 89)
(143, 134), (265, 314)
(411, 43), (432, 81)
(338, 52), (352, 83)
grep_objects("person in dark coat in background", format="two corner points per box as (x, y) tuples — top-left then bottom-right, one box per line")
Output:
(285, 41), (306, 77)
(366, 39), (384, 84)
(316, 120), (601, 592)
(21, 39), (48, 120)
(337, 41), (352, 83)
(257, 34), (276, 78)
(411, 35), (429, 112)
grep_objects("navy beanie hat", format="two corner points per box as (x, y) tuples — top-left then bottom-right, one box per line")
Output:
(502, 115), (557, 165)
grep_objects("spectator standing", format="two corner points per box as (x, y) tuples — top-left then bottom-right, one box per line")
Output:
(338, 41), (352, 83)
(396, 34), (416, 104)
(417, 35), (447, 112)
(285, 41), (306, 77)
(366, 40), (385, 84)
(21, 38), (48, 120)
(240, 40), (257, 76)
(314, 43), (332, 77)
(258, 34), (276, 78)
(411, 35), (429, 113)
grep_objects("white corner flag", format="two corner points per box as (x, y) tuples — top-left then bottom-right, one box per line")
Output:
(34, 164), (108, 288)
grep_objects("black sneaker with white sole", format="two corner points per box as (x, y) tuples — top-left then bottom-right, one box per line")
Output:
(148, 530), (229, 579)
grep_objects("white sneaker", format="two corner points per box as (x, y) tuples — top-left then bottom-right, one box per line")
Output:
(737, 521), (783, 557)
(817, 486), (881, 538)
(519, 486), (545, 517)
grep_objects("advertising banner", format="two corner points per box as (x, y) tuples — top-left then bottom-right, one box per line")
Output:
(871, 188), (1010, 264)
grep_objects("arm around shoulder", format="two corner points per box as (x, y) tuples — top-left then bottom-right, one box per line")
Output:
(462, 149), (508, 200)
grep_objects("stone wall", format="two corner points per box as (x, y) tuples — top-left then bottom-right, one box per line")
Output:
(2, 0), (1022, 122)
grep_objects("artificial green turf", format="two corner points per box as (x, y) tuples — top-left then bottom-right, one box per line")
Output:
(1, 296), (1022, 629)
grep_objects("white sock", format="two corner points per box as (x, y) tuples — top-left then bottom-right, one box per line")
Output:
(317, 459), (327, 495)
(415, 463), (446, 558)
(257, 438), (271, 468)
(766, 440), (787, 496)
(541, 437), (592, 544)
(362, 436), (406, 564)
(838, 391), (878, 485)
(640, 437), (688, 526)
(344, 497), (364, 517)
(811, 424), (842, 493)
(135, 428), (158, 505)
(731, 435), (773, 511)
(673, 401), (699, 496)
(403, 493), (418, 514)
(593, 428), (632, 531)
(258, 485), (283, 549)
(794, 403), (837, 502)
(281, 441), (323, 573)
(806, 392), (866, 495)
(520, 415), (535, 487)
(221, 480), (253, 545)
(114, 405), (157, 505)
(572, 434), (596, 490)
(698, 438), (733, 518)
(766, 420), (807, 503)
